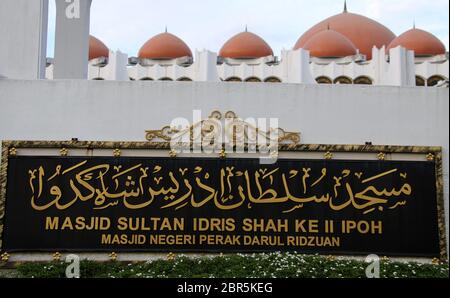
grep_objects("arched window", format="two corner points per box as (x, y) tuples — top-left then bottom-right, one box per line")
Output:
(264, 77), (282, 83)
(129, 77), (136, 81)
(333, 76), (352, 84)
(245, 77), (262, 82)
(225, 77), (242, 82)
(159, 77), (173, 81)
(415, 76), (426, 87)
(427, 75), (446, 87)
(354, 76), (373, 85)
(140, 77), (153, 81)
(92, 77), (104, 80)
(177, 77), (193, 81)
(315, 76), (332, 84)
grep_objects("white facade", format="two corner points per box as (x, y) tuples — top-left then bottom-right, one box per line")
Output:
(44, 47), (449, 87)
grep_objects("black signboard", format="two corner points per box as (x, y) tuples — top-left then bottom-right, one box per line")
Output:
(1, 156), (441, 257)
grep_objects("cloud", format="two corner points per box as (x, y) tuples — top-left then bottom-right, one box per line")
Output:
(46, 0), (449, 57)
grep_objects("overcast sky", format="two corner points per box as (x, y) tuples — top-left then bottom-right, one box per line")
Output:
(46, 0), (449, 57)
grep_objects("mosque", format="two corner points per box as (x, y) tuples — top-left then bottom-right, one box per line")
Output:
(0, 0), (448, 261)
(43, 2), (449, 86)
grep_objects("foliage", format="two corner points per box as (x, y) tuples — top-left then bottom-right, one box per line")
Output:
(16, 252), (449, 278)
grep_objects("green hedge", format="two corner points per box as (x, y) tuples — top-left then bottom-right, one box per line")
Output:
(16, 253), (449, 278)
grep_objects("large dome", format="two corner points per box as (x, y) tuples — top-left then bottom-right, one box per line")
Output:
(138, 32), (192, 60)
(219, 31), (273, 59)
(89, 35), (109, 60)
(303, 29), (357, 58)
(387, 28), (446, 56)
(294, 9), (396, 60)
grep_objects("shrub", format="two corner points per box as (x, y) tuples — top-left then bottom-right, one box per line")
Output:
(16, 253), (449, 279)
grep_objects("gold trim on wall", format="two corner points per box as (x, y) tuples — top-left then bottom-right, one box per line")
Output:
(0, 140), (447, 260)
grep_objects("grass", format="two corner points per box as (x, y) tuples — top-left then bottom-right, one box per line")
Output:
(14, 253), (449, 278)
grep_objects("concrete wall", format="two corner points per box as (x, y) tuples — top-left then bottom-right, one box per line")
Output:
(53, 0), (91, 79)
(0, 79), (448, 252)
(0, 0), (48, 79)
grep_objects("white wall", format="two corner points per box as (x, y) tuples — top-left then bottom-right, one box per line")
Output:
(53, 0), (91, 79)
(0, 0), (48, 79)
(0, 79), (448, 252)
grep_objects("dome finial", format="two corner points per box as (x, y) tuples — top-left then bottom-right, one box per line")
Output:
(165, 25), (168, 33)
(413, 19), (416, 29)
(343, 0), (348, 13)
(245, 24), (248, 32)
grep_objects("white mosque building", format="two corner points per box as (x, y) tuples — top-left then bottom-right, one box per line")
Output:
(43, 4), (449, 87)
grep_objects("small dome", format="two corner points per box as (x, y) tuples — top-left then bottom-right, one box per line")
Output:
(89, 35), (109, 60)
(303, 29), (357, 58)
(219, 31), (273, 59)
(138, 32), (192, 60)
(294, 10), (396, 60)
(387, 28), (446, 56)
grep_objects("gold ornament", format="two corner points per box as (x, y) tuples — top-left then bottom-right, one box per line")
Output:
(8, 147), (17, 156)
(113, 149), (121, 157)
(431, 258), (440, 265)
(53, 252), (62, 261)
(60, 148), (69, 157)
(219, 148), (226, 159)
(167, 252), (176, 261)
(377, 152), (386, 160)
(270, 150), (279, 159)
(169, 150), (177, 158)
(426, 153), (435, 161)
(145, 111), (301, 147)
(1, 252), (10, 262)
(109, 252), (118, 261)
(324, 151), (333, 160)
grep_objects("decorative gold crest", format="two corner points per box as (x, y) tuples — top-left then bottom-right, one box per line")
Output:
(145, 111), (301, 148)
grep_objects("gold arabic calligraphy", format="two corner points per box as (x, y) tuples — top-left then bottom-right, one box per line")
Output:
(28, 160), (412, 214)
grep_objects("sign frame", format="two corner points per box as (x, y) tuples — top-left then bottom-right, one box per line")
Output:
(0, 140), (447, 260)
